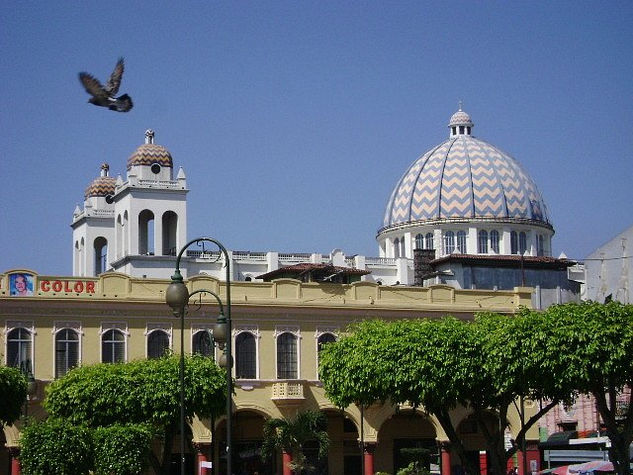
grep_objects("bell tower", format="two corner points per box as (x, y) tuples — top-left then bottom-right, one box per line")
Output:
(110, 130), (189, 277)
(71, 163), (116, 276)
(71, 130), (189, 278)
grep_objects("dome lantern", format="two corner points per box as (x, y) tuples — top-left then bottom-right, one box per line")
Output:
(448, 102), (474, 137)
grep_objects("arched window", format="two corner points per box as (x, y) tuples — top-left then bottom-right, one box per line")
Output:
(537, 234), (545, 256)
(277, 333), (298, 379)
(393, 238), (400, 258)
(55, 329), (79, 378)
(317, 332), (336, 351)
(478, 230), (488, 254)
(444, 231), (455, 254)
(147, 330), (169, 359)
(7, 328), (32, 372)
(490, 230), (500, 254)
(138, 210), (155, 255)
(94, 237), (108, 275)
(235, 332), (256, 379)
(511, 231), (519, 254)
(74, 240), (80, 275)
(317, 333), (336, 376)
(425, 232), (434, 250)
(456, 231), (467, 253)
(162, 211), (178, 256)
(80, 237), (85, 276)
(116, 215), (123, 258)
(123, 211), (128, 256)
(519, 232), (527, 255)
(102, 329), (125, 363)
(192, 331), (214, 358)
(415, 234), (424, 250)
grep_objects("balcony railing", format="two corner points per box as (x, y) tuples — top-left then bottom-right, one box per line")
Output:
(271, 381), (305, 403)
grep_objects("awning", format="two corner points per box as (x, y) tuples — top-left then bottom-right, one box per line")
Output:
(540, 431), (578, 448)
(539, 461), (614, 475)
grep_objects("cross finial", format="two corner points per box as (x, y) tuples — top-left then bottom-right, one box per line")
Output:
(458, 100), (464, 111)
(145, 129), (155, 144)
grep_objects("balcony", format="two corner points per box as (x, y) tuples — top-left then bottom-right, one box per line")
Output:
(271, 381), (305, 405)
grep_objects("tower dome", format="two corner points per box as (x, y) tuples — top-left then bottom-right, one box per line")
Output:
(448, 103), (474, 129)
(378, 107), (554, 259)
(126, 129), (173, 170)
(84, 163), (116, 199)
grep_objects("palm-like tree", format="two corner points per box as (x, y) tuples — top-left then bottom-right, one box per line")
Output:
(261, 410), (329, 473)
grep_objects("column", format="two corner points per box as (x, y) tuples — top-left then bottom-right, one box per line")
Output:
(518, 450), (525, 475)
(440, 443), (451, 475)
(363, 443), (376, 475)
(527, 443), (540, 475)
(194, 442), (211, 475)
(518, 443), (540, 475)
(282, 451), (292, 475)
(479, 450), (488, 475)
(9, 447), (20, 475)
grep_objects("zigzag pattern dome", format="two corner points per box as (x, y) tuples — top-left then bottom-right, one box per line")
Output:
(127, 130), (173, 170)
(127, 144), (173, 170)
(84, 163), (116, 199)
(382, 109), (551, 231)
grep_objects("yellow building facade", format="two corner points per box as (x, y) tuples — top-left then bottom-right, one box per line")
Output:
(1, 269), (538, 475)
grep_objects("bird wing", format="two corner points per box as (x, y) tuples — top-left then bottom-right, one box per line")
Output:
(105, 57), (124, 95)
(79, 72), (107, 98)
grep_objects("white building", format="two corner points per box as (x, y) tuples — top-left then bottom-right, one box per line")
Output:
(70, 108), (580, 307)
(584, 224), (632, 304)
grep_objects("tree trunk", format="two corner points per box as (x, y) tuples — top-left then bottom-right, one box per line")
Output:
(593, 389), (632, 475)
(435, 409), (481, 475)
(155, 425), (175, 475)
(474, 406), (507, 475)
(608, 437), (631, 475)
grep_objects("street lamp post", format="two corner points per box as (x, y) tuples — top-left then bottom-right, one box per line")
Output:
(166, 237), (232, 475)
(23, 368), (37, 425)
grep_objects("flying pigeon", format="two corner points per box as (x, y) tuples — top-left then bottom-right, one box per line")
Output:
(79, 58), (133, 112)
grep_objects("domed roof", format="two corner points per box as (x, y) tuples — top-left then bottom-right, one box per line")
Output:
(448, 106), (473, 128)
(126, 129), (173, 170)
(381, 108), (551, 231)
(84, 163), (116, 199)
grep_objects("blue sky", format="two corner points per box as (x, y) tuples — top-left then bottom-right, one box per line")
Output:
(1, 2), (632, 276)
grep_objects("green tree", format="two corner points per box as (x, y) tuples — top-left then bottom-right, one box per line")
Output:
(0, 366), (27, 426)
(469, 311), (571, 475)
(43, 354), (226, 475)
(19, 418), (94, 475)
(536, 301), (633, 475)
(320, 315), (568, 475)
(93, 423), (155, 475)
(261, 410), (329, 473)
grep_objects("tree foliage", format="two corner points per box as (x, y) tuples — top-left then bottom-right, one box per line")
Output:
(45, 354), (226, 426)
(0, 366), (27, 426)
(41, 354), (226, 475)
(19, 419), (94, 475)
(535, 301), (633, 475)
(19, 419), (153, 475)
(320, 314), (569, 475)
(261, 410), (329, 472)
(93, 423), (155, 475)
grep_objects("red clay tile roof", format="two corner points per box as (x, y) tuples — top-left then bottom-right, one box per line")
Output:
(256, 263), (370, 280)
(430, 254), (576, 270)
